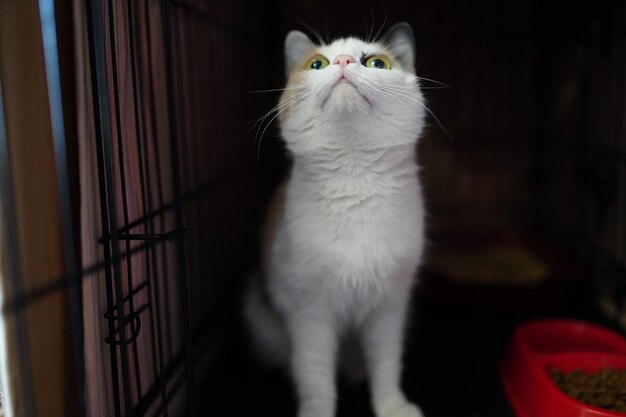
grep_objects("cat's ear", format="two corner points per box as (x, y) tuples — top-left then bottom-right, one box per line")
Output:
(382, 22), (415, 71)
(285, 30), (315, 73)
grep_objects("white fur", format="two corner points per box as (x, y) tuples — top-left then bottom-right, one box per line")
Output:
(245, 25), (426, 417)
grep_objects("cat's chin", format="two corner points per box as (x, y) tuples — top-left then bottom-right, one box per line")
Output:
(323, 82), (372, 116)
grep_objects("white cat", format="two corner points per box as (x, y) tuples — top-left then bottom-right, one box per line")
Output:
(245, 23), (427, 417)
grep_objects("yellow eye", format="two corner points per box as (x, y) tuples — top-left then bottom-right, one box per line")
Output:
(305, 55), (330, 70)
(365, 55), (391, 70)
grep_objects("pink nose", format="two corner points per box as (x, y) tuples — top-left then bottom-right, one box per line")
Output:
(333, 54), (355, 68)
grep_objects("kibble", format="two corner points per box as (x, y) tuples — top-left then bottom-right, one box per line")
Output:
(549, 367), (626, 413)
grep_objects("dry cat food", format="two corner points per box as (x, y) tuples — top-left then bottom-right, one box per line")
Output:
(549, 367), (626, 413)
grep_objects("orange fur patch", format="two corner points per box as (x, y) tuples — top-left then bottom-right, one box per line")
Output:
(278, 50), (320, 122)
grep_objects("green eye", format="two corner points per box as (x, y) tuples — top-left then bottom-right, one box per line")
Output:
(305, 55), (330, 70)
(365, 55), (391, 70)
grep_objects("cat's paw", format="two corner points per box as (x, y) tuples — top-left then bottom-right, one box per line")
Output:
(376, 399), (424, 417)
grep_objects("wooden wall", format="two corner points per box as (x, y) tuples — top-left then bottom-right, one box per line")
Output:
(0, 1), (78, 416)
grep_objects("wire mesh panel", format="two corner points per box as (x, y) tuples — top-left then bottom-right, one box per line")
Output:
(76, 0), (281, 415)
(82, 0), (194, 415)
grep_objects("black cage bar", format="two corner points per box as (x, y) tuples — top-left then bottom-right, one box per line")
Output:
(79, 0), (276, 415)
(85, 1), (195, 415)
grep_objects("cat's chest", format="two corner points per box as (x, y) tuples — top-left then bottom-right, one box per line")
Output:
(284, 171), (423, 277)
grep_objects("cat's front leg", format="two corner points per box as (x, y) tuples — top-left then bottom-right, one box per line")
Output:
(362, 298), (424, 417)
(288, 310), (338, 417)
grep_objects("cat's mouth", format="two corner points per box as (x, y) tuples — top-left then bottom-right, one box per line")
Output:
(322, 76), (372, 109)
(333, 76), (354, 89)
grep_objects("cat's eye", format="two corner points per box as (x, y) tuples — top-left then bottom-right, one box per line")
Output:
(365, 55), (391, 70)
(305, 55), (330, 70)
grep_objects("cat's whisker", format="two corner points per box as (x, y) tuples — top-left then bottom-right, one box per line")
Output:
(256, 110), (286, 163)
(253, 93), (306, 135)
(324, 14), (330, 45)
(417, 85), (450, 90)
(246, 91), (308, 142)
(249, 90), (308, 130)
(372, 0), (388, 42)
(376, 87), (413, 112)
(366, 0), (376, 43)
(416, 76), (451, 88)
(246, 100), (292, 139)
(249, 86), (305, 94)
(285, 11), (326, 45)
(377, 79), (448, 91)
(255, 91), (314, 163)
(376, 85), (452, 139)
(377, 77), (450, 90)
(360, 11), (372, 44)
(255, 95), (312, 163)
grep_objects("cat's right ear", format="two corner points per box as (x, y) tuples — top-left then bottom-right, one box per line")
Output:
(382, 23), (416, 71)
(284, 31), (315, 73)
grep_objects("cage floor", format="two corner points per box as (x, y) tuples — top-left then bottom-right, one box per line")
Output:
(197, 301), (522, 417)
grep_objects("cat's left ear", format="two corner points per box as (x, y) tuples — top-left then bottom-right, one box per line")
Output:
(285, 30), (315, 74)
(382, 22), (415, 71)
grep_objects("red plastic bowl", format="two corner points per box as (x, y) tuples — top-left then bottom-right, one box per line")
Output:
(500, 319), (626, 417)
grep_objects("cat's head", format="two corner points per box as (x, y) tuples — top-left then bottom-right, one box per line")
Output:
(279, 23), (425, 155)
